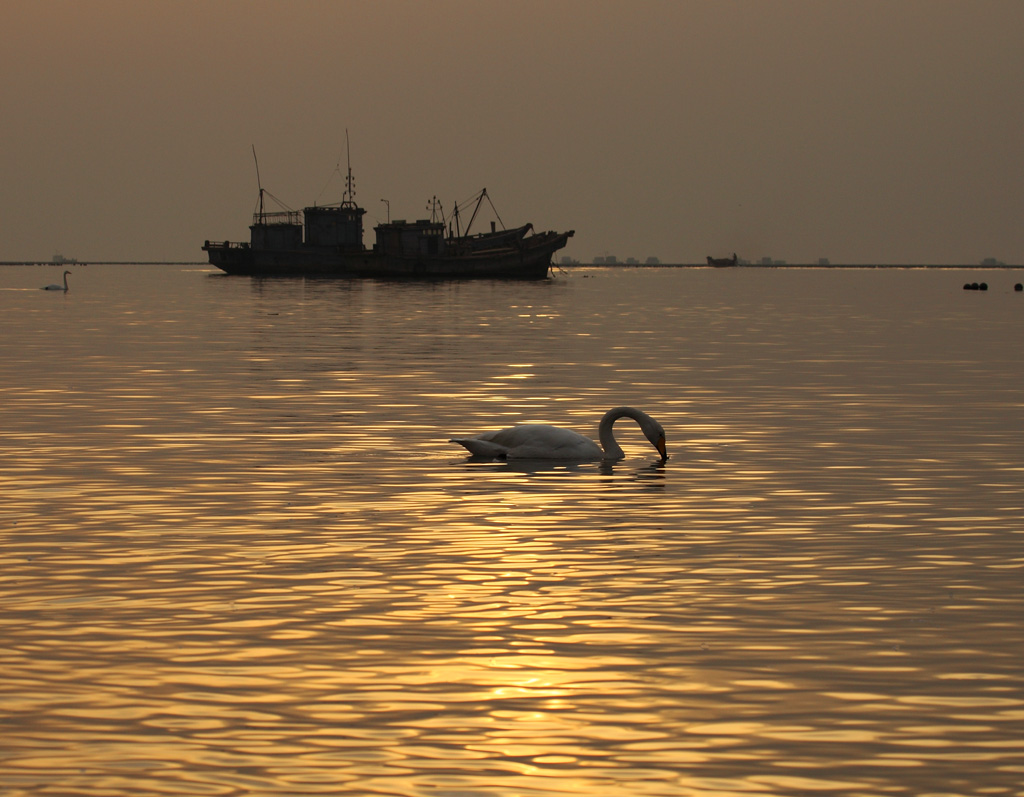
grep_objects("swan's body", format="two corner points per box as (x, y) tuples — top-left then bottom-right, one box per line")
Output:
(42, 271), (71, 291)
(450, 406), (667, 461)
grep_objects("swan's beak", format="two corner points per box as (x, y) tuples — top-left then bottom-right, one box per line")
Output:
(655, 435), (668, 461)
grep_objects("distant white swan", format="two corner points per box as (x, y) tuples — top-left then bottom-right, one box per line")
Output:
(450, 406), (668, 461)
(42, 271), (71, 291)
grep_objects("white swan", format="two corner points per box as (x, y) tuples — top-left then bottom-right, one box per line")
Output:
(450, 406), (667, 461)
(42, 271), (71, 291)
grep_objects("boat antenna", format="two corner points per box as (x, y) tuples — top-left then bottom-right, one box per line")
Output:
(341, 129), (356, 208)
(252, 145), (265, 222)
(426, 196), (444, 224)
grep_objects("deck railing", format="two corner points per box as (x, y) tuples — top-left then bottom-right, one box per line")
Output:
(252, 210), (303, 226)
(203, 240), (250, 250)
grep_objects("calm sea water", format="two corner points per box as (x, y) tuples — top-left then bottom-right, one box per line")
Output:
(1, 264), (1022, 796)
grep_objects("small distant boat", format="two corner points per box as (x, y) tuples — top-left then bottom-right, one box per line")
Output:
(707, 253), (738, 267)
(203, 137), (573, 280)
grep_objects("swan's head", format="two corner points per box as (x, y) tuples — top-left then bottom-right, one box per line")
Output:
(641, 417), (668, 461)
(652, 430), (668, 461)
(600, 407), (669, 462)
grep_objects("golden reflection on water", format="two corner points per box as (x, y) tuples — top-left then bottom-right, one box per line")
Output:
(1, 265), (1023, 795)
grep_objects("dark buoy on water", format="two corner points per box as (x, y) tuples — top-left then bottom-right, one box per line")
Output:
(1015, 283), (1023, 292)
(980, 282), (988, 291)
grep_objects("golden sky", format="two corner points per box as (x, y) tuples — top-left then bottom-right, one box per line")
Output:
(3, 0), (1022, 264)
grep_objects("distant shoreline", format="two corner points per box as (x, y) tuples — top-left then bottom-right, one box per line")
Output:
(2, 261), (1019, 270)
(559, 263), (1022, 270)
(0, 261), (209, 266)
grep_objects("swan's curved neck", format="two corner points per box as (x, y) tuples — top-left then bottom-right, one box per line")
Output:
(598, 406), (650, 460)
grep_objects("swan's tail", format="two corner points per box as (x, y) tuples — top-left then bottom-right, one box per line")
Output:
(449, 437), (508, 459)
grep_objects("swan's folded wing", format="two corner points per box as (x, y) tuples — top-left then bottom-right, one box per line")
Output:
(450, 424), (602, 460)
(449, 437), (509, 458)
(486, 425), (602, 459)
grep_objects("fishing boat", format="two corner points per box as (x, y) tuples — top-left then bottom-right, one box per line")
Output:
(203, 140), (573, 280)
(707, 253), (738, 267)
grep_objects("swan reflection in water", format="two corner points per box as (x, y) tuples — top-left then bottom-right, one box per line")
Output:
(450, 406), (667, 462)
(462, 456), (668, 478)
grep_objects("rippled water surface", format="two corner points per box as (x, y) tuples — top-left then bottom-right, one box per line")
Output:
(2, 264), (1023, 796)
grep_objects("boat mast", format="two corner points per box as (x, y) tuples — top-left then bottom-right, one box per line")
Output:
(252, 145), (266, 223)
(341, 129), (356, 209)
(463, 189), (485, 237)
(462, 188), (504, 236)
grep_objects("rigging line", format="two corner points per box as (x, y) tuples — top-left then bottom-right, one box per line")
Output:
(454, 188), (486, 212)
(315, 159), (345, 205)
(253, 188), (296, 213)
(484, 190), (505, 230)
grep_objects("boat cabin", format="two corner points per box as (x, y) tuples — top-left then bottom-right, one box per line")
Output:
(375, 220), (448, 258)
(250, 210), (302, 251)
(304, 204), (365, 250)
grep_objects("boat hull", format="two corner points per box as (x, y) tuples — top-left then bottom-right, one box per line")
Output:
(203, 230), (572, 280)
